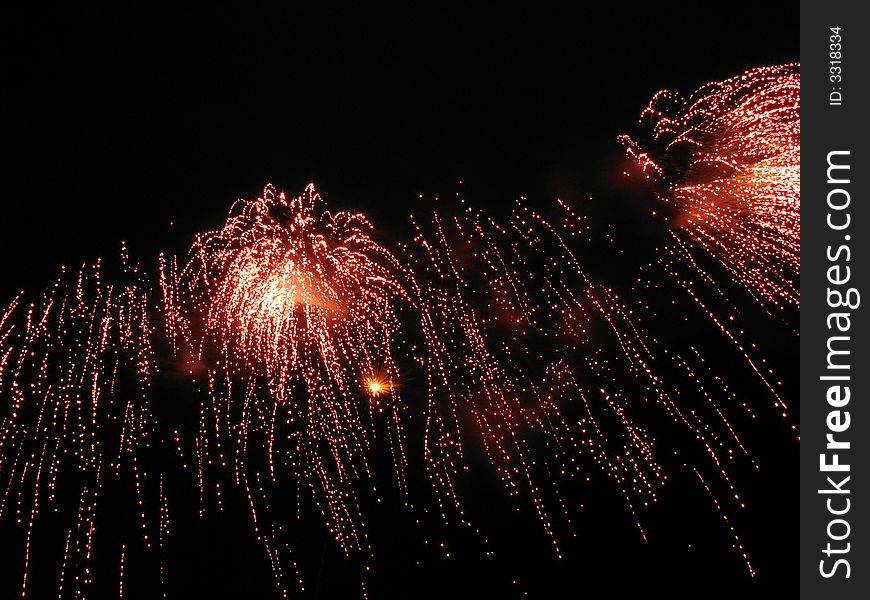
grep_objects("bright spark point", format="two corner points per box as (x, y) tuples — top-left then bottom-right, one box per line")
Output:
(366, 379), (389, 396)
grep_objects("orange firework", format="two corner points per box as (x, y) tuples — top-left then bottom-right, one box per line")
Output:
(164, 184), (419, 568)
(620, 64), (800, 311)
(179, 184), (412, 383)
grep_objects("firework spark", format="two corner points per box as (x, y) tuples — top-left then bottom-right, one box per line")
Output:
(0, 65), (799, 598)
(166, 184), (422, 591)
(404, 194), (769, 573)
(619, 64), (800, 312)
(0, 254), (179, 598)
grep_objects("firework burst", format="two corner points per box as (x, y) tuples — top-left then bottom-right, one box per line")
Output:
(165, 184), (422, 569)
(620, 64), (800, 312)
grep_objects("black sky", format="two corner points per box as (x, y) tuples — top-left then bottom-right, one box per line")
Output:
(2, 3), (797, 296)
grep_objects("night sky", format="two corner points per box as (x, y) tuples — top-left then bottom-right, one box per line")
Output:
(1, 4), (798, 599)
(2, 4), (797, 294)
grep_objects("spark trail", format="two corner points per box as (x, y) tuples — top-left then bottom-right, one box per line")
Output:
(0, 253), (178, 598)
(405, 194), (766, 573)
(0, 65), (799, 598)
(617, 64), (800, 430)
(619, 64), (800, 313)
(163, 184), (423, 595)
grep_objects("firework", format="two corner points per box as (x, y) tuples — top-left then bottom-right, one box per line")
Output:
(0, 254), (179, 598)
(0, 65), (800, 597)
(165, 184), (424, 591)
(620, 64), (800, 312)
(404, 195), (765, 573)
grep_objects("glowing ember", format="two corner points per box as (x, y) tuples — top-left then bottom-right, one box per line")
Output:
(366, 379), (388, 396)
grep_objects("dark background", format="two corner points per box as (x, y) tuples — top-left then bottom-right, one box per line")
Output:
(0, 4), (798, 599)
(1, 4), (797, 296)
